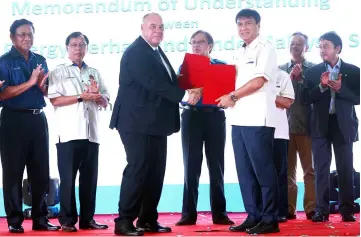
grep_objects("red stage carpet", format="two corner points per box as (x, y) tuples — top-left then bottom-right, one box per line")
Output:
(0, 212), (359, 236)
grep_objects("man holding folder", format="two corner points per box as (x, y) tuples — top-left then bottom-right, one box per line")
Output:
(216, 9), (279, 234)
(176, 30), (234, 226)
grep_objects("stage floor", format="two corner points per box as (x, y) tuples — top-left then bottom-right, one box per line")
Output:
(0, 212), (359, 236)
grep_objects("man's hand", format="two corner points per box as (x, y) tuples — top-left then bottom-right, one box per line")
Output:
(290, 64), (302, 80)
(0, 80), (4, 88)
(275, 95), (294, 109)
(96, 95), (109, 108)
(85, 79), (99, 94)
(215, 94), (235, 108)
(29, 64), (46, 86)
(80, 92), (102, 102)
(275, 97), (284, 109)
(186, 87), (202, 105)
(328, 74), (342, 92)
(320, 71), (330, 88)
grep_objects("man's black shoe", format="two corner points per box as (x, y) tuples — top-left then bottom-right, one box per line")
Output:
(246, 221), (280, 234)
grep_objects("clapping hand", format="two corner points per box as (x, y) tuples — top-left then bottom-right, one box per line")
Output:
(320, 71), (330, 88)
(290, 64), (302, 80)
(38, 69), (49, 92)
(29, 64), (49, 88)
(85, 78), (99, 94)
(80, 91), (102, 102)
(82, 78), (107, 105)
(0, 80), (4, 88)
(328, 74), (342, 92)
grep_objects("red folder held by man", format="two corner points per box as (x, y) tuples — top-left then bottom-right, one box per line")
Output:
(202, 64), (236, 105)
(178, 53), (209, 89)
(178, 53), (236, 105)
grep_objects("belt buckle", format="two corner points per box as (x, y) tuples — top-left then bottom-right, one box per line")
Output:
(32, 109), (42, 115)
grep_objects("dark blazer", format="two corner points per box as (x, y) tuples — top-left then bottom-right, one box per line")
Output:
(303, 60), (360, 143)
(109, 36), (185, 136)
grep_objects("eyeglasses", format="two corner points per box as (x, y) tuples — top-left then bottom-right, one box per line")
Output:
(68, 44), (87, 49)
(16, 33), (34, 39)
(189, 40), (208, 46)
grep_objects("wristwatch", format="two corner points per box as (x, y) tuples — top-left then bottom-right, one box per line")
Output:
(77, 96), (83, 102)
(230, 92), (238, 102)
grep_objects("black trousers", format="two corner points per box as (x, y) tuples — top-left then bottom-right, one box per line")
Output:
(180, 109), (226, 220)
(56, 139), (99, 225)
(0, 108), (49, 226)
(232, 126), (278, 224)
(273, 139), (288, 217)
(115, 131), (167, 225)
(312, 115), (355, 215)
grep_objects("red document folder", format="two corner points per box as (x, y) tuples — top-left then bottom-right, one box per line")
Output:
(202, 64), (236, 105)
(178, 53), (210, 89)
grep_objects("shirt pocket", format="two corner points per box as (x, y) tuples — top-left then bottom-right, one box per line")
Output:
(61, 76), (82, 96)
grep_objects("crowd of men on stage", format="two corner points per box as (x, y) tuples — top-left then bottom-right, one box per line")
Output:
(0, 8), (359, 235)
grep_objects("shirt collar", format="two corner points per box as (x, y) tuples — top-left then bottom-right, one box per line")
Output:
(66, 58), (87, 68)
(141, 35), (159, 51)
(325, 57), (341, 70)
(242, 35), (262, 48)
(287, 59), (313, 69)
(9, 46), (35, 60)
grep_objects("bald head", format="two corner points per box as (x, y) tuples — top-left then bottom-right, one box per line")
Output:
(141, 13), (164, 47)
(142, 13), (162, 24)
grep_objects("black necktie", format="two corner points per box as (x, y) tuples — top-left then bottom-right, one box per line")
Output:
(154, 49), (162, 61)
(154, 49), (172, 81)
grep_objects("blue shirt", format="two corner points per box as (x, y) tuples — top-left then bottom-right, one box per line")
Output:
(179, 58), (227, 108)
(0, 46), (48, 109)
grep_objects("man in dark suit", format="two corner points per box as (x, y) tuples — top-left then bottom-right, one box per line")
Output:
(109, 13), (201, 236)
(303, 31), (359, 222)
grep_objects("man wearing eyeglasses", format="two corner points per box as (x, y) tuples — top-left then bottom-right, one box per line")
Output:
(47, 32), (109, 232)
(175, 30), (234, 226)
(0, 19), (60, 233)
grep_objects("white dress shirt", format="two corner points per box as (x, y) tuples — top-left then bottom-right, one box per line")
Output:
(274, 69), (295, 140)
(48, 59), (110, 144)
(227, 36), (278, 128)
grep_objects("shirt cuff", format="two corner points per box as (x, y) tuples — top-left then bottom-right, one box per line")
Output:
(319, 84), (328, 93)
(280, 93), (295, 100)
(181, 91), (189, 102)
(47, 92), (62, 99)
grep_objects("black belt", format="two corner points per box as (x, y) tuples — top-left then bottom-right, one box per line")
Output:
(182, 105), (223, 112)
(4, 107), (43, 115)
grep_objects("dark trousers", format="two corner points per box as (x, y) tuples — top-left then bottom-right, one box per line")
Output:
(180, 109), (226, 220)
(57, 140), (99, 225)
(274, 139), (288, 217)
(0, 108), (49, 226)
(312, 115), (354, 215)
(232, 126), (278, 223)
(115, 131), (167, 225)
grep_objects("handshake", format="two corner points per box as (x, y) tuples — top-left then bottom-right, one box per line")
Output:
(186, 88), (203, 105)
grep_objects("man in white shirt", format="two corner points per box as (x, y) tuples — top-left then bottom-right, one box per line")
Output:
(273, 69), (295, 222)
(48, 32), (109, 232)
(216, 9), (279, 234)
